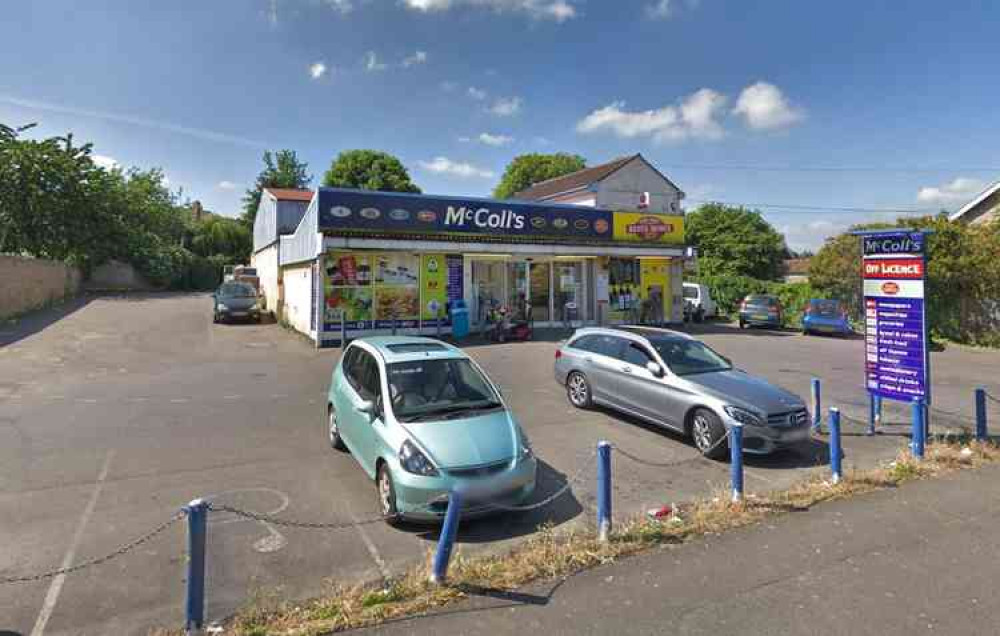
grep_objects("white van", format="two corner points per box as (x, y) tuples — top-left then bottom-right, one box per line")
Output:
(683, 282), (717, 322)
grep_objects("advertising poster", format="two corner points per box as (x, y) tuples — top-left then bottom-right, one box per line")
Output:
(446, 255), (464, 303)
(374, 252), (419, 328)
(421, 254), (449, 321)
(323, 251), (374, 330)
(861, 231), (929, 403)
(639, 258), (671, 322)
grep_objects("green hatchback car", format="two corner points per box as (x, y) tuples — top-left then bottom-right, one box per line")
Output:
(327, 336), (537, 523)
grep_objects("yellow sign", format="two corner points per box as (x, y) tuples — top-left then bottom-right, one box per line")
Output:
(639, 258), (672, 322)
(612, 212), (684, 244)
(420, 253), (448, 319)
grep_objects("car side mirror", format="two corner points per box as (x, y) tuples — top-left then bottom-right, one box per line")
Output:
(646, 361), (665, 377)
(357, 399), (375, 416)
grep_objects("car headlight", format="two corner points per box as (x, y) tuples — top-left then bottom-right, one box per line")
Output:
(399, 439), (438, 476)
(724, 405), (765, 427)
(217, 303), (229, 311)
(518, 430), (533, 460)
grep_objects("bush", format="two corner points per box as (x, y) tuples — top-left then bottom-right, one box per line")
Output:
(775, 282), (819, 328)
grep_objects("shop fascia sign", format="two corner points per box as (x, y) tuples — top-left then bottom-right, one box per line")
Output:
(443, 205), (526, 230)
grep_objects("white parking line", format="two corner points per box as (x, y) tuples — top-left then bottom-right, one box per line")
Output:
(343, 502), (391, 580)
(31, 450), (115, 636)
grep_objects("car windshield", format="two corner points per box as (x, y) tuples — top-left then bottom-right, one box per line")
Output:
(650, 339), (732, 376)
(386, 358), (501, 422)
(683, 286), (698, 299)
(218, 283), (256, 298)
(811, 299), (841, 316)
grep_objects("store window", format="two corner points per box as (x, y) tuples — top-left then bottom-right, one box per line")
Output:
(555, 261), (583, 323)
(608, 258), (640, 320)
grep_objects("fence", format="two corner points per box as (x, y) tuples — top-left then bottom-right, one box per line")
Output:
(2, 386), (997, 633)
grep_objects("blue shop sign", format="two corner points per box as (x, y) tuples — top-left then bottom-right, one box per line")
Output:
(317, 188), (614, 241)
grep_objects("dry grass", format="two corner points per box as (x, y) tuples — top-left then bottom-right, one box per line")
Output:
(154, 439), (1000, 636)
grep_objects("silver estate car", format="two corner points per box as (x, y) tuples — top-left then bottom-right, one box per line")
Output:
(554, 327), (810, 458)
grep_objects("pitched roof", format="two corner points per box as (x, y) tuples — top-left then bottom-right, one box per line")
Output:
(513, 155), (639, 201)
(264, 187), (314, 202)
(950, 180), (1000, 222)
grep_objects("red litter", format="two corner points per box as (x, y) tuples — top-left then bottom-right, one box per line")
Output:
(646, 505), (673, 520)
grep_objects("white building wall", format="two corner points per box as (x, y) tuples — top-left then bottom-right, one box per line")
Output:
(281, 262), (314, 336)
(251, 243), (280, 317)
(596, 159), (683, 214)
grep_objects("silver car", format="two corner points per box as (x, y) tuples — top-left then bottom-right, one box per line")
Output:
(554, 327), (810, 458)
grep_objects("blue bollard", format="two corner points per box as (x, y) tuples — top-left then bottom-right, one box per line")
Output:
(912, 398), (926, 459)
(730, 424), (744, 502)
(976, 387), (987, 441)
(811, 378), (822, 432)
(596, 441), (612, 541)
(829, 408), (843, 484)
(185, 498), (208, 632)
(431, 489), (463, 583)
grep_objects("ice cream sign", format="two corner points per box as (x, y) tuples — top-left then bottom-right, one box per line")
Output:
(859, 230), (930, 404)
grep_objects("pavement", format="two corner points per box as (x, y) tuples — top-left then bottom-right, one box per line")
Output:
(0, 293), (997, 635)
(362, 462), (1000, 636)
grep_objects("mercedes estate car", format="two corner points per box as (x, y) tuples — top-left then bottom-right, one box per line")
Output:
(554, 327), (810, 458)
(327, 336), (536, 522)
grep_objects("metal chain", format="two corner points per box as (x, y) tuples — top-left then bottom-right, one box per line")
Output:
(481, 451), (597, 512)
(613, 429), (732, 468)
(208, 503), (398, 529)
(0, 510), (186, 585)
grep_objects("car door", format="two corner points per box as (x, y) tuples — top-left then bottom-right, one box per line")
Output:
(348, 349), (387, 478)
(612, 340), (677, 427)
(572, 334), (626, 407)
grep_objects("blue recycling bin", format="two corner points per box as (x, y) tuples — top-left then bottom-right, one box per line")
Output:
(450, 300), (469, 339)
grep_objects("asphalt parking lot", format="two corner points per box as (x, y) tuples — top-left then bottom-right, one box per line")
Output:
(1, 293), (997, 635)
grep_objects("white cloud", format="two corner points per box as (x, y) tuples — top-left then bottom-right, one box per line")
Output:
(401, 0), (578, 22)
(916, 177), (985, 207)
(363, 51), (387, 72)
(733, 81), (804, 131)
(323, 0), (354, 14)
(91, 154), (120, 170)
(576, 88), (727, 143)
(309, 62), (328, 79)
(217, 180), (238, 191)
(487, 96), (522, 117)
(418, 156), (496, 179)
(478, 132), (514, 146)
(467, 86), (487, 100)
(402, 50), (429, 67)
(646, 0), (673, 19)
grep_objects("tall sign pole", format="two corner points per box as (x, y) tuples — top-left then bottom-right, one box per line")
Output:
(857, 230), (931, 419)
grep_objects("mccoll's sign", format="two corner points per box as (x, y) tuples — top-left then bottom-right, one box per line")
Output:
(444, 206), (526, 230)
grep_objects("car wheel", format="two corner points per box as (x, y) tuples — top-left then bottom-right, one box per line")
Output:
(802, 329), (810, 336)
(738, 319), (747, 329)
(695, 308), (705, 323)
(328, 406), (346, 450)
(566, 372), (593, 409)
(691, 408), (727, 459)
(212, 312), (219, 324)
(376, 464), (401, 524)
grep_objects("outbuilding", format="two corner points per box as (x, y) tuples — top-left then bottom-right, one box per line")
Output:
(252, 156), (690, 345)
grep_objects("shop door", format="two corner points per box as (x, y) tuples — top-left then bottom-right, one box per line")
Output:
(555, 261), (584, 325)
(472, 260), (505, 327)
(529, 262), (551, 322)
(507, 262), (529, 320)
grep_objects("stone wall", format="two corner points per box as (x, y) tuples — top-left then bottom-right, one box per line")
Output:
(85, 259), (154, 291)
(0, 255), (82, 319)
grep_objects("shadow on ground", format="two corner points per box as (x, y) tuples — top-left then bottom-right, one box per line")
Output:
(0, 294), (93, 347)
(408, 459), (584, 545)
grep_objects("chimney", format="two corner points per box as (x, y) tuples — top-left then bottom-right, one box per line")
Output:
(192, 200), (204, 222)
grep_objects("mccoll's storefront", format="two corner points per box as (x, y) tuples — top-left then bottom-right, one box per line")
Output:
(278, 188), (689, 344)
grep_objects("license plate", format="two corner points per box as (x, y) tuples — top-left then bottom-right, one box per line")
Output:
(817, 325), (835, 332)
(231, 311), (247, 317)
(752, 314), (768, 321)
(787, 428), (811, 441)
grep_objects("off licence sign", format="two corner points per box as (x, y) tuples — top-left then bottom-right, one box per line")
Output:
(862, 231), (928, 403)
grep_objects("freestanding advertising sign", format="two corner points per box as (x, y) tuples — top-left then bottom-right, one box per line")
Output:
(860, 230), (930, 405)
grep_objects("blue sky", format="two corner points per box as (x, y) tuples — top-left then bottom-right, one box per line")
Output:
(3, 0), (999, 250)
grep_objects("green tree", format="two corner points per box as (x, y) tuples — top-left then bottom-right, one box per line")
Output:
(242, 149), (312, 226)
(685, 203), (788, 280)
(492, 153), (586, 199)
(189, 215), (251, 262)
(321, 149), (421, 193)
